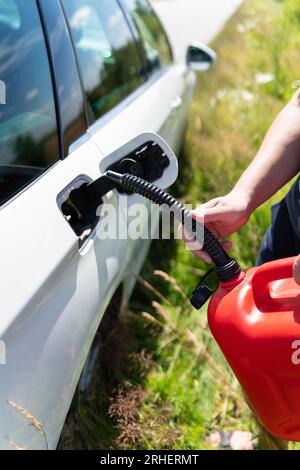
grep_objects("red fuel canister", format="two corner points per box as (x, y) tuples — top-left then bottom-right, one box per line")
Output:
(208, 256), (300, 441)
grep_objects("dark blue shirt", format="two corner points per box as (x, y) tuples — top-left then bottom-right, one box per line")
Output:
(286, 177), (300, 238)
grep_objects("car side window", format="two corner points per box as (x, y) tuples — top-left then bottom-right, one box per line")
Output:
(62, 0), (144, 123)
(122, 0), (173, 75)
(0, 0), (59, 207)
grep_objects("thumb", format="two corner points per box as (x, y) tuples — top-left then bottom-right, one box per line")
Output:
(202, 204), (228, 224)
(190, 201), (219, 224)
(190, 199), (220, 220)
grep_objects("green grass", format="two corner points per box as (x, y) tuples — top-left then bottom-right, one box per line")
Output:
(61, 0), (300, 450)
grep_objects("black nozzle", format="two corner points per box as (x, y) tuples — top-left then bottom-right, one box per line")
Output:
(105, 170), (125, 185)
(105, 171), (241, 283)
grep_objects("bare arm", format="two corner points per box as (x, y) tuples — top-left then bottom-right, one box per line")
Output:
(189, 90), (300, 265)
(234, 90), (300, 212)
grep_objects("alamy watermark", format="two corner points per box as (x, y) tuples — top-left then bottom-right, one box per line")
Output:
(0, 340), (6, 366)
(94, 197), (205, 250)
(291, 340), (300, 365)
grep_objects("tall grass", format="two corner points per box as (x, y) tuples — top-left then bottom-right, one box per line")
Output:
(127, 0), (300, 449)
(61, 0), (300, 450)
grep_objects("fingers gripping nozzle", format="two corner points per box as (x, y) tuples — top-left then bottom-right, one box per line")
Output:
(106, 171), (241, 279)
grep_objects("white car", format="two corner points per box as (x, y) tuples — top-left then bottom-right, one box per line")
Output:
(0, 0), (216, 449)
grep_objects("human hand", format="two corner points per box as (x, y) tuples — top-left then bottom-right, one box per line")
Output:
(183, 191), (252, 263)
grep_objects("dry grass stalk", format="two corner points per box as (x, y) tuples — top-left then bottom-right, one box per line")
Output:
(5, 436), (26, 450)
(153, 270), (189, 301)
(108, 386), (145, 446)
(151, 301), (178, 331)
(137, 275), (172, 306)
(7, 400), (48, 450)
(148, 300), (243, 406)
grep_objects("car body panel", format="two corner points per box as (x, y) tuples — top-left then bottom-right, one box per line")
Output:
(0, 0), (195, 449)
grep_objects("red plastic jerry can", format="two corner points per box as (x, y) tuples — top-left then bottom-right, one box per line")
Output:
(208, 256), (300, 441)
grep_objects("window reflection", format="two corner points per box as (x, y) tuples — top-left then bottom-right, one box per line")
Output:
(63, 0), (144, 121)
(122, 0), (173, 75)
(0, 0), (59, 206)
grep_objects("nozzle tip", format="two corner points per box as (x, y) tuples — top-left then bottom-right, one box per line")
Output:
(105, 170), (124, 184)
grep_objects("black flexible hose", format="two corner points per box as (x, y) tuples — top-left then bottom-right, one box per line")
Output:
(105, 171), (241, 281)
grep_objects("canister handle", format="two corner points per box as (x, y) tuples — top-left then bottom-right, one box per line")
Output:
(252, 257), (297, 311)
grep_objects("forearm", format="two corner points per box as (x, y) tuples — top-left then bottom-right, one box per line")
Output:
(232, 92), (300, 213)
